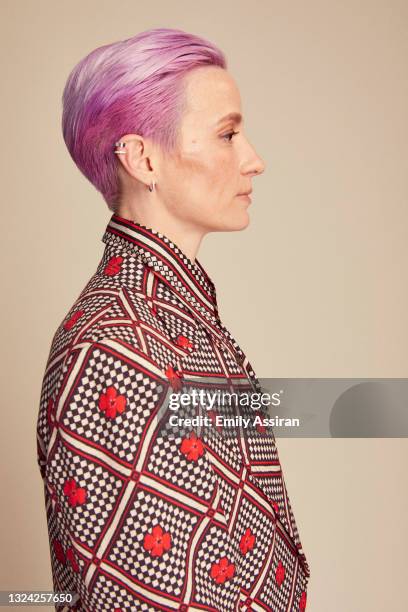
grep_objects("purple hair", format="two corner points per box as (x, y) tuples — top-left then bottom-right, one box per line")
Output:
(61, 28), (227, 211)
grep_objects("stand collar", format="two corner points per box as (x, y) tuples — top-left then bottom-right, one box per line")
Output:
(102, 214), (219, 320)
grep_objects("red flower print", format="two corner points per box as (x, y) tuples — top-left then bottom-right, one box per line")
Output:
(210, 557), (235, 584)
(104, 255), (123, 276)
(66, 547), (79, 572)
(271, 501), (279, 515)
(256, 415), (266, 434)
(175, 334), (193, 349)
(299, 590), (307, 611)
(165, 365), (183, 391)
(63, 309), (84, 331)
(180, 431), (204, 461)
(239, 527), (256, 555)
(99, 386), (127, 419)
(143, 525), (171, 557)
(63, 478), (87, 507)
(275, 560), (285, 586)
(53, 539), (65, 564)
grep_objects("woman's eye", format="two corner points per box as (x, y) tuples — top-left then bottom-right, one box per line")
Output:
(222, 130), (239, 142)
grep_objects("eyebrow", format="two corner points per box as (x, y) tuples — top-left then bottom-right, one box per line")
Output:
(215, 112), (243, 126)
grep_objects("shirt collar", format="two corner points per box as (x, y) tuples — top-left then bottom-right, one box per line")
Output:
(101, 213), (219, 321)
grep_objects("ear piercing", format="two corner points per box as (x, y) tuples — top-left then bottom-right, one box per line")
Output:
(114, 141), (157, 192)
(113, 141), (126, 155)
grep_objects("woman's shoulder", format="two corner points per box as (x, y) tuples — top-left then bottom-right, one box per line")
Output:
(45, 265), (200, 380)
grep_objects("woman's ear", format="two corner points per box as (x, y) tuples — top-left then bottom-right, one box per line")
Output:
(114, 134), (156, 188)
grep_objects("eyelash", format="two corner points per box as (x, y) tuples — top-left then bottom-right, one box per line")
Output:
(222, 130), (239, 142)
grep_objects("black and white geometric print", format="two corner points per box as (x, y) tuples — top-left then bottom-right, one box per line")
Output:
(36, 213), (310, 611)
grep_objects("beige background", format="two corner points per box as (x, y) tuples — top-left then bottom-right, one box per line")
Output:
(1, 0), (407, 610)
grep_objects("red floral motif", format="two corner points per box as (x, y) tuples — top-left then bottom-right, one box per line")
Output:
(272, 501), (279, 515)
(66, 547), (79, 572)
(275, 560), (285, 586)
(99, 386), (127, 419)
(210, 557), (235, 584)
(143, 525), (171, 557)
(175, 334), (193, 349)
(53, 539), (65, 564)
(256, 417), (266, 434)
(104, 255), (124, 276)
(63, 309), (84, 331)
(63, 478), (87, 507)
(239, 527), (256, 555)
(299, 590), (307, 610)
(165, 365), (183, 391)
(180, 431), (204, 461)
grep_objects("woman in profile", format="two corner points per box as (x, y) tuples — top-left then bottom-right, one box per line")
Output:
(36, 27), (310, 611)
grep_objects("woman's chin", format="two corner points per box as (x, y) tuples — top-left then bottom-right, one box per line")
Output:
(228, 210), (251, 231)
(207, 210), (251, 232)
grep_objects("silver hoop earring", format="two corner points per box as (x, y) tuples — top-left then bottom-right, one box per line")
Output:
(114, 141), (126, 155)
(148, 180), (156, 192)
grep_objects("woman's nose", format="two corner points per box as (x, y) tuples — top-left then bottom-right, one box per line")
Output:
(245, 141), (266, 176)
(254, 154), (266, 175)
(249, 155), (266, 176)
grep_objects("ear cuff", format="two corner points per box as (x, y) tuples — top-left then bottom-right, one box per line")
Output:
(114, 141), (156, 192)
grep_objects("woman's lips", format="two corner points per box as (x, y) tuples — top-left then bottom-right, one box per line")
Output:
(236, 194), (252, 203)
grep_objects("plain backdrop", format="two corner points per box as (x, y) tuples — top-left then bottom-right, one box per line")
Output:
(1, 1), (407, 610)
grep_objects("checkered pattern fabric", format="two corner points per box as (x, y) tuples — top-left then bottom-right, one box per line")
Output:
(36, 214), (310, 611)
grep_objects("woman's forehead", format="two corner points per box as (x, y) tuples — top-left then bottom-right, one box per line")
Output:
(182, 69), (242, 128)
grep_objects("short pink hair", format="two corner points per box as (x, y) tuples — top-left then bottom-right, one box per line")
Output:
(61, 28), (227, 211)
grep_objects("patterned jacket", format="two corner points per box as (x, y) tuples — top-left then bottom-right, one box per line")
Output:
(36, 213), (310, 611)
